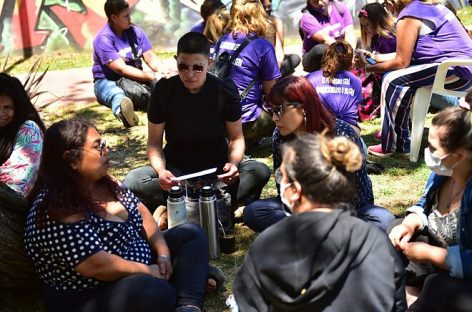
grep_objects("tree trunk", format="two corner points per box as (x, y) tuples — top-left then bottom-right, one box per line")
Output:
(0, 185), (39, 289)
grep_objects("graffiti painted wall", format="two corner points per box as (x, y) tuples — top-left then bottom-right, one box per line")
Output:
(0, 0), (378, 55)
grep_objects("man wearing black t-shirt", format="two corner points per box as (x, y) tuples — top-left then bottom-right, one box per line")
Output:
(124, 32), (270, 213)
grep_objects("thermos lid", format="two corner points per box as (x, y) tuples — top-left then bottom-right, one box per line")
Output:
(169, 185), (184, 198)
(200, 186), (214, 197)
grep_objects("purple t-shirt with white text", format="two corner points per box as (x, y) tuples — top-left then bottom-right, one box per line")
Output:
(92, 24), (152, 81)
(300, 2), (353, 53)
(215, 33), (281, 123)
(398, 1), (472, 79)
(306, 70), (362, 127)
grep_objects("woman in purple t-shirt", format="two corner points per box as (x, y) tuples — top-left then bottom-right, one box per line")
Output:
(215, 0), (281, 143)
(361, 0), (472, 157)
(299, 0), (357, 72)
(306, 41), (363, 133)
(356, 2), (397, 121)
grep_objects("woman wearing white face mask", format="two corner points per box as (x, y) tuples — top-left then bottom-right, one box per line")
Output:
(388, 102), (472, 310)
(234, 132), (407, 311)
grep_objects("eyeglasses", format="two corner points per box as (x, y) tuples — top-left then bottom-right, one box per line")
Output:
(264, 102), (303, 117)
(176, 62), (205, 73)
(77, 140), (107, 156)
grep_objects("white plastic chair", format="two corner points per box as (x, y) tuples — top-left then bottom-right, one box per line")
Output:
(409, 59), (472, 162)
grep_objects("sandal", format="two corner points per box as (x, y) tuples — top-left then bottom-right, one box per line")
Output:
(207, 265), (225, 295)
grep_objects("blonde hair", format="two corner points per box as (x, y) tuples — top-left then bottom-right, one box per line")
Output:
(281, 132), (362, 206)
(204, 7), (230, 43)
(227, 0), (274, 38)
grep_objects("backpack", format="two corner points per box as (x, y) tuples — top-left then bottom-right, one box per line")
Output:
(209, 36), (256, 100)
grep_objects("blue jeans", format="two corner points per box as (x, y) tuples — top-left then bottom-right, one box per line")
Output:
(243, 197), (396, 232)
(42, 224), (208, 312)
(94, 78), (125, 115)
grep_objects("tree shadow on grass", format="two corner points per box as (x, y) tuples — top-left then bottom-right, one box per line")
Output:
(362, 127), (430, 175)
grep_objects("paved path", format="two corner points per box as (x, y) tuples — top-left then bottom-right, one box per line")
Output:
(22, 45), (304, 109)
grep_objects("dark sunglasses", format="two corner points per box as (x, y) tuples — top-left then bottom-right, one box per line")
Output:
(176, 62), (205, 73)
(264, 102), (303, 117)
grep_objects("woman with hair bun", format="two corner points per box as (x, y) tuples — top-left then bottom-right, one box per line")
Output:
(234, 132), (406, 311)
(306, 40), (362, 133)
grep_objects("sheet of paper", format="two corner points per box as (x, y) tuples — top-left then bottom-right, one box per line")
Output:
(170, 167), (217, 181)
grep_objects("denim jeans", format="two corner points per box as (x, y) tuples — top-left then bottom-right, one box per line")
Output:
(94, 78), (126, 116)
(244, 197), (396, 232)
(42, 224), (208, 312)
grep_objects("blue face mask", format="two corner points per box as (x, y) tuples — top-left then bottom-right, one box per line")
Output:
(424, 147), (458, 176)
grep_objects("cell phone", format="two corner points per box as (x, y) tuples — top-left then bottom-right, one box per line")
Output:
(366, 56), (376, 65)
(355, 49), (376, 65)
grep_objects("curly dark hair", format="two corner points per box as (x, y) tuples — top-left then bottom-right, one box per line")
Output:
(29, 119), (120, 224)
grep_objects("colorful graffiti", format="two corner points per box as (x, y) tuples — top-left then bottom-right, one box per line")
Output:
(0, 0), (384, 55)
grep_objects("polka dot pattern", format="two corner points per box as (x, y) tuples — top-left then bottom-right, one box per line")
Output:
(24, 186), (152, 291)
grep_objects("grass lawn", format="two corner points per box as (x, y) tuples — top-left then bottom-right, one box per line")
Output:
(1, 99), (431, 312)
(5, 5), (472, 311)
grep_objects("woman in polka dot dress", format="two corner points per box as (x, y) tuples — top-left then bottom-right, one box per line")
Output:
(24, 119), (208, 312)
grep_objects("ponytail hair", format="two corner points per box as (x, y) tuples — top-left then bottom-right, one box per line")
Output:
(321, 41), (353, 84)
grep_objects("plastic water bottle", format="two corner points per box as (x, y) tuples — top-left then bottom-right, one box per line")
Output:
(167, 185), (187, 228)
(199, 186), (220, 259)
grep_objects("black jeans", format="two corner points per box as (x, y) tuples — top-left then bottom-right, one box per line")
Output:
(302, 43), (329, 73)
(42, 224), (208, 312)
(280, 54), (301, 77)
(387, 219), (472, 312)
(123, 159), (271, 212)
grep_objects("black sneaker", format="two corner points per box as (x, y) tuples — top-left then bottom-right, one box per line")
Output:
(118, 97), (138, 127)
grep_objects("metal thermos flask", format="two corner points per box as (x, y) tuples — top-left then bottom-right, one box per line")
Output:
(199, 186), (220, 259)
(185, 188), (201, 225)
(167, 185), (187, 228)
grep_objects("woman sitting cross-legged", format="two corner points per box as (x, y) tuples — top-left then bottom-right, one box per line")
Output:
(388, 104), (472, 311)
(24, 119), (208, 312)
(234, 132), (406, 311)
(243, 76), (395, 232)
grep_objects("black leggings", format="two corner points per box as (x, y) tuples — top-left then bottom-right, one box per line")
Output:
(42, 224), (208, 312)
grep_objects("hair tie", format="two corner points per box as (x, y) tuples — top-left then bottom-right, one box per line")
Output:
(358, 9), (368, 18)
(334, 44), (345, 54)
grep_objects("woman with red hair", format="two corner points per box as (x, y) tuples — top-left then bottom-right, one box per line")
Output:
(243, 76), (395, 232)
